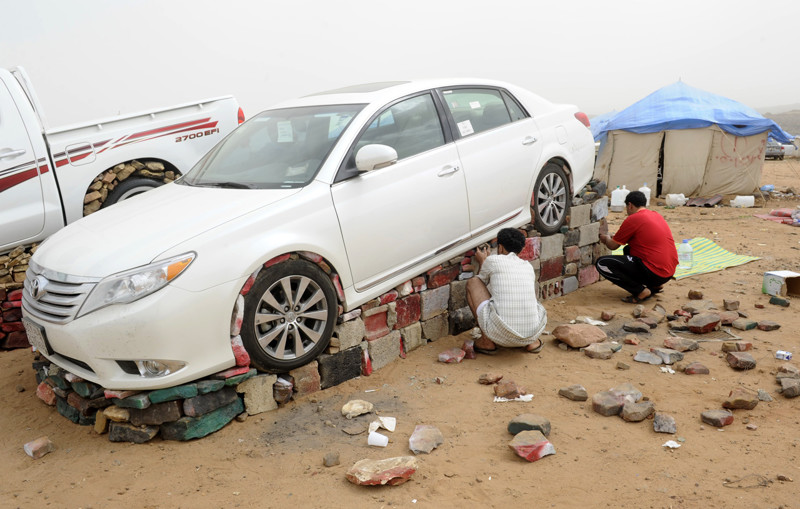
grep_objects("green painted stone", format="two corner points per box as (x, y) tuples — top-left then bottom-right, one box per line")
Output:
(223, 369), (256, 386)
(71, 381), (100, 398)
(46, 375), (70, 390)
(149, 383), (198, 404)
(113, 393), (152, 410)
(108, 422), (159, 443)
(56, 397), (80, 423)
(161, 398), (244, 441)
(769, 296), (790, 307)
(196, 379), (226, 395)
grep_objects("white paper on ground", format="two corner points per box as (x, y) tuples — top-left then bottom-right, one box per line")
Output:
(662, 440), (681, 448)
(493, 394), (534, 402)
(368, 416), (397, 433)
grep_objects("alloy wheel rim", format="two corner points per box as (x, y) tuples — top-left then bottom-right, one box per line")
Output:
(536, 172), (567, 228)
(253, 275), (329, 360)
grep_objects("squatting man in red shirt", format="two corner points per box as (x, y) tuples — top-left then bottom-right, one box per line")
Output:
(596, 190), (678, 303)
(466, 228), (547, 355)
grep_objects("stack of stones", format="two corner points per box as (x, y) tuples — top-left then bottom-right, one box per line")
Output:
(27, 189), (611, 441)
(1, 244), (36, 349)
(83, 160), (177, 216)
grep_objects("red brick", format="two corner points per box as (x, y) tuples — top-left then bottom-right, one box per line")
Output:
(67, 392), (93, 415)
(460, 256), (471, 266)
(8, 289), (22, 301)
(519, 237), (541, 261)
(290, 361), (321, 397)
(361, 350), (373, 376)
(379, 290), (398, 305)
(1, 322), (24, 333)
(540, 257), (564, 281)
(364, 309), (390, 341)
(4, 308), (23, 322)
(1, 300), (21, 309)
(394, 294), (421, 330)
(0, 289), (6, 300)
(412, 276), (426, 288)
(578, 265), (599, 287)
(565, 245), (581, 263)
(3, 331), (29, 349)
(426, 265), (443, 276)
(213, 365), (251, 378)
(36, 382), (56, 406)
(231, 336), (250, 367)
(263, 253), (291, 268)
(427, 265), (460, 289)
(331, 274), (344, 302)
(239, 275), (255, 296)
(298, 251), (323, 264)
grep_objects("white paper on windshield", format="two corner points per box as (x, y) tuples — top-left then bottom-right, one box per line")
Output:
(469, 101), (481, 109)
(457, 120), (474, 137)
(277, 121), (293, 142)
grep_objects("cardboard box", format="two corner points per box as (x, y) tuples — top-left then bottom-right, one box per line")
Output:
(762, 271), (800, 297)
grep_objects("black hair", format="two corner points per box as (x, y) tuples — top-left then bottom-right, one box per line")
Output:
(625, 190), (647, 207)
(497, 228), (526, 254)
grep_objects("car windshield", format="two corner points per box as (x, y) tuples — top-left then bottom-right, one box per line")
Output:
(180, 104), (364, 189)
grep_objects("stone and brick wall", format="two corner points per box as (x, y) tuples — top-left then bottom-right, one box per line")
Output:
(0, 244), (34, 349)
(20, 191), (610, 442)
(83, 160), (178, 216)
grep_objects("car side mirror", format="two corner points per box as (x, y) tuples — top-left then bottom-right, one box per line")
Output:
(355, 144), (398, 173)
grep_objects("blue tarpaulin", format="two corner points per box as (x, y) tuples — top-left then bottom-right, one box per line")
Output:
(592, 82), (794, 144)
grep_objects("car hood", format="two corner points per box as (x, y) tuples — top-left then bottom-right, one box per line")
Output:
(33, 183), (300, 277)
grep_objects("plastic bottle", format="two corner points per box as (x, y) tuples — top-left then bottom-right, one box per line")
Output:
(666, 194), (686, 207)
(730, 195), (755, 208)
(610, 185), (629, 212)
(638, 183), (651, 206)
(677, 239), (693, 270)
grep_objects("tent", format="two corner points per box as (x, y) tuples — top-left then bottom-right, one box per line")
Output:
(593, 82), (794, 197)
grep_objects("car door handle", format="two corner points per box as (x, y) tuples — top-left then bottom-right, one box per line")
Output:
(522, 136), (538, 146)
(0, 148), (26, 160)
(437, 165), (460, 177)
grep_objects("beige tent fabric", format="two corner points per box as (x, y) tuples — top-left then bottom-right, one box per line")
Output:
(592, 134), (614, 185)
(700, 128), (766, 196)
(605, 131), (662, 192)
(661, 128), (713, 196)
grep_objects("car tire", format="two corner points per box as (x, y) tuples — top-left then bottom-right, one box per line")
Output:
(532, 162), (571, 235)
(102, 177), (162, 208)
(241, 260), (337, 372)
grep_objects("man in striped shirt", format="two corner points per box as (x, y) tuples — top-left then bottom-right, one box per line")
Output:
(466, 228), (547, 354)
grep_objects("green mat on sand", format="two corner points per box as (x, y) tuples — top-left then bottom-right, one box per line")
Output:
(612, 237), (760, 280)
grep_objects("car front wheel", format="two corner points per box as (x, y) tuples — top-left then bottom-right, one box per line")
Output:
(241, 260), (337, 372)
(532, 162), (571, 235)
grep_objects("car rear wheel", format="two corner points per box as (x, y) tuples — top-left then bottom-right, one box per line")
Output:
(241, 260), (337, 372)
(102, 177), (162, 208)
(532, 163), (571, 235)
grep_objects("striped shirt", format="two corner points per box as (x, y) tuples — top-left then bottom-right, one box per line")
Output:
(477, 252), (547, 347)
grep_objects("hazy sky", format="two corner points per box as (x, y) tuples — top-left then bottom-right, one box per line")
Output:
(3, 0), (798, 128)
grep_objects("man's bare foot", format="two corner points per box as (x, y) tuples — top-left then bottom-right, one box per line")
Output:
(474, 334), (497, 352)
(636, 288), (652, 301)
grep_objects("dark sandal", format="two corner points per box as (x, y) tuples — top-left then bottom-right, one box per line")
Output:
(621, 293), (652, 304)
(526, 338), (544, 353)
(474, 346), (499, 356)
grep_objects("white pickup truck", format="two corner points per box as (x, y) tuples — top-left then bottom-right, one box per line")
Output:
(0, 66), (243, 254)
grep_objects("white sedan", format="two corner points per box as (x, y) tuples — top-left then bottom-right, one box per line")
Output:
(22, 79), (595, 389)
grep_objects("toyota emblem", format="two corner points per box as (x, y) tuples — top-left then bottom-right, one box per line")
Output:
(31, 275), (49, 300)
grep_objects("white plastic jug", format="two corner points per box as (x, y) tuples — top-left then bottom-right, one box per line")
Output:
(610, 185), (629, 212)
(677, 239), (693, 270)
(665, 194), (687, 207)
(730, 195), (755, 208)
(638, 183), (651, 206)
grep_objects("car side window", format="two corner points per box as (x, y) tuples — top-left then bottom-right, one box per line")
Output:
(441, 88), (513, 138)
(354, 94), (445, 161)
(502, 91), (528, 121)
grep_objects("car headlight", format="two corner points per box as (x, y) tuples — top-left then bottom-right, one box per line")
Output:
(77, 253), (195, 318)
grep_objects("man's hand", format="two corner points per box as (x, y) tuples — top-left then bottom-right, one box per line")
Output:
(474, 244), (490, 269)
(599, 233), (621, 250)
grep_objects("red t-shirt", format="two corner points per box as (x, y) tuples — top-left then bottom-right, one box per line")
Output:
(612, 209), (678, 278)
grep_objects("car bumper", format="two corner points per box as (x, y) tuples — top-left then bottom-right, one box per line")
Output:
(26, 280), (240, 390)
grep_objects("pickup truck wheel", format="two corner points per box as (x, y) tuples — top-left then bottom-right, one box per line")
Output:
(102, 177), (162, 208)
(532, 162), (570, 235)
(241, 260), (336, 372)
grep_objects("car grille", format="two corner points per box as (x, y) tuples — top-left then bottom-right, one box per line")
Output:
(22, 260), (100, 324)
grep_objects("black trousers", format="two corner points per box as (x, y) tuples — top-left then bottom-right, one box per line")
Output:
(595, 252), (672, 297)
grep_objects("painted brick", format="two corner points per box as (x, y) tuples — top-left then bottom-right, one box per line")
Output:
(211, 366), (251, 380)
(331, 273), (345, 303)
(579, 222), (600, 247)
(71, 381), (100, 399)
(3, 331), (29, 348)
(396, 280), (413, 297)
(568, 203), (591, 229)
(239, 275), (255, 296)
(565, 245), (581, 263)
(519, 237), (542, 261)
(290, 361), (321, 398)
(4, 308), (22, 321)
(394, 294), (421, 330)
(540, 234), (565, 260)
(341, 308), (362, 322)
(421, 285), (450, 321)
(236, 374), (279, 415)
(264, 253), (291, 268)
(562, 276), (579, 295)
(196, 379), (226, 395)
(379, 290), (398, 305)
(222, 368), (256, 386)
(67, 391), (93, 415)
(360, 298), (381, 313)
(579, 265), (600, 287)
(149, 383), (198, 404)
(36, 382), (56, 406)
(7, 289), (22, 301)
(400, 322), (425, 353)
(112, 393), (151, 410)
(540, 257), (564, 282)
(318, 346), (362, 389)
(1, 321), (24, 333)
(129, 400), (183, 425)
(331, 317), (365, 351)
(563, 229), (580, 247)
(448, 280), (467, 311)
(364, 307), (390, 341)
(427, 265), (460, 289)
(421, 313), (449, 341)
(231, 335), (250, 367)
(161, 398), (244, 441)
(230, 295), (244, 336)
(368, 330), (402, 371)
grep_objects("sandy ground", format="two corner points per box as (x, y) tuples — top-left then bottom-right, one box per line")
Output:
(4, 160), (800, 509)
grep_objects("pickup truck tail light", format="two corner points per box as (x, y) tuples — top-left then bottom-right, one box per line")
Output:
(238, 107), (245, 124)
(574, 112), (590, 128)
